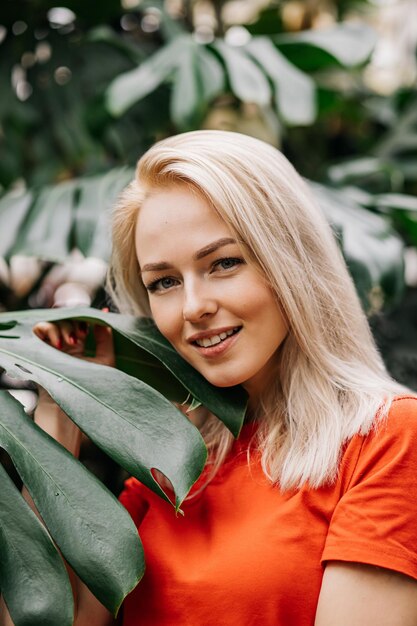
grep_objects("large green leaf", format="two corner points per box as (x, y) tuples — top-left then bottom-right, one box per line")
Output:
(170, 40), (225, 130)
(0, 308), (247, 438)
(106, 37), (185, 116)
(105, 36), (225, 126)
(0, 170), (134, 264)
(0, 319), (208, 508)
(0, 190), (33, 260)
(171, 39), (204, 131)
(195, 44), (225, 103)
(7, 181), (77, 262)
(346, 190), (417, 249)
(339, 187), (417, 214)
(327, 156), (397, 188)
(0, 460), (74, 626)
(311, 182), (405, 311)
(372, 193), (417, 213)
(246, 37), (316, 125)
(0, 307), (247, 617)
(211, 40), (271, 106)
(375, 96), (417, 160)
(0, 391), (143, 615)
(275, 23), (377, 71)
(74, 167), (134, 259)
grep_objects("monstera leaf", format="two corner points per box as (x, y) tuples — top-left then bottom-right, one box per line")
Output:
(0, 308), (247, 625)
(311, 182), (405, 312)
(0, 308), (247, 437)
(0, 390), (144, 619)
(0, 168), (134, 263)
(105, 22), (376, 129)
(0, 170), (406, 313)
(0, 460), (74, 626)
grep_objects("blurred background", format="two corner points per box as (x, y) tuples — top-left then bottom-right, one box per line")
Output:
(0, 0), (416, 389)
(2, 4), (417, 616)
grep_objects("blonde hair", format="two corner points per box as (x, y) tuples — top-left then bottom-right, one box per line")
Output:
(108, 130), (407, 490)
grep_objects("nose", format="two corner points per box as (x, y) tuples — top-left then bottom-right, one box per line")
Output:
(182, 280), (218, 322)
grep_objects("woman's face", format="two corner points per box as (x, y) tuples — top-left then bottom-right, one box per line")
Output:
(135, 185), (288, 399)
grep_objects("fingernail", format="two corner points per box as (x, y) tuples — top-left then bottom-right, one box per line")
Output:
(102, 307), (110, 313)
(69, 332), (77, 345)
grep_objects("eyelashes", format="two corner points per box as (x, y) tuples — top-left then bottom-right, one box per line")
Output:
(213, 257), (244, 271)
(146, 276), (178, 293)
(144, 256), (245, 294)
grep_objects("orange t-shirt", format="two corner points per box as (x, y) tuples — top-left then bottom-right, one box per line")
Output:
(119, 396), (417, 626)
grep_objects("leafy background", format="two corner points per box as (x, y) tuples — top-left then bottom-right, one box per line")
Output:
(0, 0), (417, 623)
(1, 0), (417, 377)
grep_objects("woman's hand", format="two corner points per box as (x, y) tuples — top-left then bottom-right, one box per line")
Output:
(33, 317), (115, 368)
(31, 315), (115, 455)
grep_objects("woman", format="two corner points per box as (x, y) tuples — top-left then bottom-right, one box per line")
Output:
(6, 130), (417, 625)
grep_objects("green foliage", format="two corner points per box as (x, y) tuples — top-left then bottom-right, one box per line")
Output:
(0, 168), (133, 262)
(312, 183), (405, 311)
(0, 168), (407, 312)
(273, 22), (377, 71)
(0, 390), (144, 617)
(105, 23), (376, 131)
(3, 308), (247, 437)
(0, 1), (416, 623)
(245, 37), (316, 125)
(0, 461), (74, 626)
(322, 89), (417, 248)
(0, 308), (247, 624)
(0, 5), (382, 189)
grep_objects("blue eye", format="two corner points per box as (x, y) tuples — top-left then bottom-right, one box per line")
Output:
(161, 277), (175, 289)
(214, 257), (243, 271)
(146, 276), (178, 293)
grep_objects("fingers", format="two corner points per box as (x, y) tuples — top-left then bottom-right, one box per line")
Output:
(33, 321), (63, 350)
(92, 306), (115, 367)
(93, 325), (115, 367)
(33, 320), (89, 353)
(33, 312), (114, 368)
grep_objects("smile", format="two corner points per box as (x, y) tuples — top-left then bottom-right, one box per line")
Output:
(193, 327), (241, 348)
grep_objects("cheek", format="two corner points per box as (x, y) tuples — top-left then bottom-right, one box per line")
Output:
(149, 301), (181, 343)
(251, 288), (288, 334)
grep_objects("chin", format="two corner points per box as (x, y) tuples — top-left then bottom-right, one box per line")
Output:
(201, 371), (245, 389)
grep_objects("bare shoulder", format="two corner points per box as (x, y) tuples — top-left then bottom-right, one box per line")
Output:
(316, 561), (417, 626)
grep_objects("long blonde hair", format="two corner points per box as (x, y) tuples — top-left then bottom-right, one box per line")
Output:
(108, 130), (407, 489)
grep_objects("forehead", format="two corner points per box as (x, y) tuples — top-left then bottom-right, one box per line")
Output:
(135, 186), (233, 259)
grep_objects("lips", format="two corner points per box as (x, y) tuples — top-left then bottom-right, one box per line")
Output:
(188, 326), (241, 345)
(194, 327), (240, 348)
(187, 326), (242, 357)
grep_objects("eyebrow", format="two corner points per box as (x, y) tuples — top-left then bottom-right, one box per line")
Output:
(140, 237), (237, 273)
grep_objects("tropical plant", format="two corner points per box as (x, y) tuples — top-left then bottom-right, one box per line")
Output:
(0, 306), (247, 625)
(0, 2), (415, 313)
(0, 168), (407, 315)
(1, 1), (416, 623)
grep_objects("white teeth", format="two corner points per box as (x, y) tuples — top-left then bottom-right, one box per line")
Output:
(195, 328), (239, 348)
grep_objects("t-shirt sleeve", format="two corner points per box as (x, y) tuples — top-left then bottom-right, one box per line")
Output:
(119, 477), (150, 528)
(322, 396), (417, 581)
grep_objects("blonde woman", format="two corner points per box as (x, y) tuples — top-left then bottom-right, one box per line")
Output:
(5, 130), (417, 625)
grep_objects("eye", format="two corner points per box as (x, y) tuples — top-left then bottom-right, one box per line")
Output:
(213, 257), (244, 272)
(146, 276), (179, 293)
